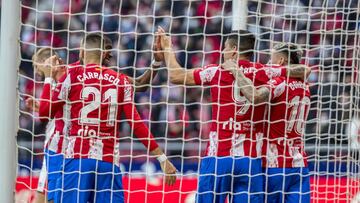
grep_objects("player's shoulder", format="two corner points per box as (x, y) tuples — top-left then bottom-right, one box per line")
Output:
(69, 60), (81, 67)
(201, 63), (220, 72)
(195, 63), (220, 83)
(67, 63), (83, 73)
(203, 63), (219, 68)
(103, 68), (130, 84)
(238, 60), (261, 75)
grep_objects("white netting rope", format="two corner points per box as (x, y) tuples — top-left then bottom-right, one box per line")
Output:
(16, 0), (360, 202)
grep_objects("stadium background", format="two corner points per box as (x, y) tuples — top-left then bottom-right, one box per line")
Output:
(6, 0), (360, 202)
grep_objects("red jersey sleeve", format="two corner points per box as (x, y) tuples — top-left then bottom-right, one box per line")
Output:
(193, 64), (219, 85)
(38, 74), (68, 121)
(38, 79), (53, 122)
(120, 76), (159, 151)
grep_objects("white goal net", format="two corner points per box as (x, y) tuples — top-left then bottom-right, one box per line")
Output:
(15, 0), (360, 202)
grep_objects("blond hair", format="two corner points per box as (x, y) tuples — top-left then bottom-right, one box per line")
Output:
(32, 47), (55, 63)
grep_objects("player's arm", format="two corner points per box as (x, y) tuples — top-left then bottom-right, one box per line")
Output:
(38, 56), (66, 121)
(157, 26), (197, 86)
(127, 63), (160, 92)
(120, 79), (177, 185)
(222, 60), (270, 104)
(127, 34), (164, 92)
(285, 64), (311, 79)
(270, 64), (311, 80)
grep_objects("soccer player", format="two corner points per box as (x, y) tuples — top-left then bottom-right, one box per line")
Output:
(157, 26), (310, 203)
(39, 33), (176, 202)
(30, 35), (163, 202)
(30, 48), (57, 203)
(222, 43), (311, 203)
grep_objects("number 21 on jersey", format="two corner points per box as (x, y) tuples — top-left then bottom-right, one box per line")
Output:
(80, 86), (118, 126)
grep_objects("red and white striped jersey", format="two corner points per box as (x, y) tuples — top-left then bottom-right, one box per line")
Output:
(193, 60), (274, 158)
(263, 77), (311, 168)
(40, 61), (80, 154)
(39, 64), (158, 166)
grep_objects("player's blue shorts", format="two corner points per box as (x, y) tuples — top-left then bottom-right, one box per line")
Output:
(43, 148), (64, 201)
(264, 167), (310, 203)
(196, 156), (264, 203)
(54, 158), (124, 203)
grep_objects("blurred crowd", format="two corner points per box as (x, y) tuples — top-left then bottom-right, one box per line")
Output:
(14, 0), (360, 168)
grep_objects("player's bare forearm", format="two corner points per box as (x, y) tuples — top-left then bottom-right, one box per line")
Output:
(158, 27), (196, 85)
(151, 146), (177, 186)
(150, 147), (165, 156)
(286, 64), (311, 80)
(163, 50), (196, 85)
(134, 67), (158, 92)
(233, 70), (269, 104)
(164, 50), (184, 82)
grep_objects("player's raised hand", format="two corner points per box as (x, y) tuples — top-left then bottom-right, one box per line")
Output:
(221, 59), (239, 74)
(153, 33), (164, 63)
(42, 55), (65, 81)
(53, 58), (66, 82)
(39, 55), (59, 78)
(157, 26), (172, 49)
(25, 97), (39, 112)
(160, 159), (177, 186)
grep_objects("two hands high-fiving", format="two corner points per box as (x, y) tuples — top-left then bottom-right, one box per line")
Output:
(154, 26), (239, 74)
(153, 26), (173, 62)
(151, 27), (179, 186)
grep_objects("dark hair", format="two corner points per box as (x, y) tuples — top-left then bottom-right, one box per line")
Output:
(226, 30), (256, 58)
(81, 33), (105, 58)
(104, 35), (112, 50)
(273, 43), (303, 64)
(82, 33), (105, 49)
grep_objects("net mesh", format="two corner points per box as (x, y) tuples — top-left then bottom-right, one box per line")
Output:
(16, 0), (360, 202)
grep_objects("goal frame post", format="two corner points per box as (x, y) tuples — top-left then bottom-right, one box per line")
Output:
(232, 0), (248, 31)
(0, 0), (20, 201)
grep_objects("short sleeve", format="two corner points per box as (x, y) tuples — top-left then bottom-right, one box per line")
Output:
(193, 64), (219, 85)
(262, 65), (287, 78)
(269, 78), (286, 100)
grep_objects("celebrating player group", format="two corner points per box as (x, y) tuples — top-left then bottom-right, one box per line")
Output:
(28, 25), (311, 203)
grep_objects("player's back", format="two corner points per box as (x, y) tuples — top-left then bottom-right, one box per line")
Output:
(63, 64), (128, 164)
(264, 77), (311, 168)
(194, 60), (269, 157)
(46, 60), (82, 153)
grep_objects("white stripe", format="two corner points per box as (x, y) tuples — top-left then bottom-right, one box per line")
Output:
(44, 120), (55, 149)
(207, 131), (218, 156)
(58, 74), (71, 100)
(37, 158), (47, 193)
(230, 133), (245, 156)
(256, 133), (263, 157)
(48, 131), (60, 152)
(266, 143), (279, 168)
(65, 137), (76, 158)
(88, 138), (104, 160)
